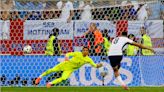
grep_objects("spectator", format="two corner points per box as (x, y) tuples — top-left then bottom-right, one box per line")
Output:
(79, 0), (93, 20)
(84, 23), (104, 55)
(121, 1), (137, 20)
(56, 0), (63, 9)
(147, 1), (160, 19)
(121, 0), (139, 11)
(43, 0), (56, 10)
(136, 3), (151, 20)
(56, 0), (74, 22)
(73, 0), (79, 8)
(125, 34), (139, 56)
(160, 0), (164, 19)
(10, 11), (29, 21)
(1, 11), (10, 40)
(42, 1), (47, 10)
(45, 28), (61, 56)
(1, 11), (10, 20)
(1, 0), (14, 10)
(140, 27), (154, 55)
(104, 6), (121, 21)
(102, 29), (111, 56)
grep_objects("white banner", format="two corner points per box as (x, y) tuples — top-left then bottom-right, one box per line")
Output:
(74, 20), (116, 37)
(24, 19), (73, 40)
(128, 20), (163, 38)
(0, 20), (10, 40)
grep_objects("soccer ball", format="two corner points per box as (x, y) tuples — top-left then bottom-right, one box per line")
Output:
(23, 45), (32, 54)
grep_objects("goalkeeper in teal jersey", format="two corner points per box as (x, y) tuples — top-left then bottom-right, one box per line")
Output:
(35, 46), (103, 88)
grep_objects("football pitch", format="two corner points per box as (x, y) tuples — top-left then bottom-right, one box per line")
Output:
(1, 86), (164, 92)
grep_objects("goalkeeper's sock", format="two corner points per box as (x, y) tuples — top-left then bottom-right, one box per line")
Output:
(46, 82), (52, 88)
(39, 69), (53, 78)
(116, 76), (126, 86)
(50, 77), (63, 85)
(39, 74), (44, 78)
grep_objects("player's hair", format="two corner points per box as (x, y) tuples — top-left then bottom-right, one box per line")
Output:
(52, 28), (59, 36)
(82, 46), (89, 51)
(128, 34), (135, 38)
(140, 26), (146, 30)
(122, 31), (127, 36)
(103, 29), (110, 40)
(90, 23), (97, 29)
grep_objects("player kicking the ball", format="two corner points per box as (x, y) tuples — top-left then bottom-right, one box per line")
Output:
(108, 32), (154, 90)
(35, 46), (103, 88)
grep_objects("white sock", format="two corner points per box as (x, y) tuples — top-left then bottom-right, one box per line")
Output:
(116, 76), (125, 86)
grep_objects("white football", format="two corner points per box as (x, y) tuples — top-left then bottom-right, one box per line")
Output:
(23, 45), (32, 54)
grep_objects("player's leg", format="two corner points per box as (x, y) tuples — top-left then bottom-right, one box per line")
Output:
(109, 56), (129, 90)
(35, 63), (61, 85)
(46, 70), (73, 88)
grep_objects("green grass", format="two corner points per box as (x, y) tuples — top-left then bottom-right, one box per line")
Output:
(1, 86), (164, 92)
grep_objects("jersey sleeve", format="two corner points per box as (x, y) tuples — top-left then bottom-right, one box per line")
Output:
(65, 52), (78, 57)
(125, 38), (134, 44)
(87, 57), (97, 68)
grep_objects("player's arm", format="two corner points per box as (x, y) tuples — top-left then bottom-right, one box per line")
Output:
(130, 42), (155, 53)
(65, 52), (77, 61)
(67, 3), (74, 23)
(88, 58), (103, 68)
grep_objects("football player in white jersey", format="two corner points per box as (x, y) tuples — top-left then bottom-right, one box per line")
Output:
(108, 32), (154, 90)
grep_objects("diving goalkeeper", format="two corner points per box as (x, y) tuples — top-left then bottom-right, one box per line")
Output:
(35, 46), (103, 88)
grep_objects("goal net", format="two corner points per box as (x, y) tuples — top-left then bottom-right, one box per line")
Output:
(0, 0), (163, 87)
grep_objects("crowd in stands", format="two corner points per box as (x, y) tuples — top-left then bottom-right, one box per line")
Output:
(0, 0), (164, 21)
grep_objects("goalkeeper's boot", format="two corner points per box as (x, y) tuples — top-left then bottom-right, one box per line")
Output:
(35, 77), (42, 85)
(46, 82), (52, 88)
(122, 85), (129, 90)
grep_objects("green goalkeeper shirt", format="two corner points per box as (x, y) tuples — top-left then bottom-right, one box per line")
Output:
(65, 52), (97, 69)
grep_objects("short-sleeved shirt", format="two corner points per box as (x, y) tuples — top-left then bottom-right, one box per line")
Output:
(59, 1), (74, 21)
(137, 4), (148, 20)
(108, 36), (133, 56)
(81, 4), (92, 20)
(65, 52), (97, 69)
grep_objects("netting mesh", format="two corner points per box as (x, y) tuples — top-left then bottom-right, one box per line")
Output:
(0, 0), (164, 87)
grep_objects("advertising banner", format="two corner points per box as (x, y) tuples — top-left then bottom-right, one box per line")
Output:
(1, 55), (163, 86)
(24, 20), (74, 40)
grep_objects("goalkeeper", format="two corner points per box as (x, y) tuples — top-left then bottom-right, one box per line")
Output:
(35, 46), (103, 88)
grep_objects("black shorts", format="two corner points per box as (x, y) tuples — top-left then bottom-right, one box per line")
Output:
(108, 55), (123, 69)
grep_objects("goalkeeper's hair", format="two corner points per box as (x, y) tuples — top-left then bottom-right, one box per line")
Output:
(82, 46), (89, 51)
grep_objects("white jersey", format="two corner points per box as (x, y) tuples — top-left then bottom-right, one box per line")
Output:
(108, 37), (133, 56)
(81, 4), (92, 20)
